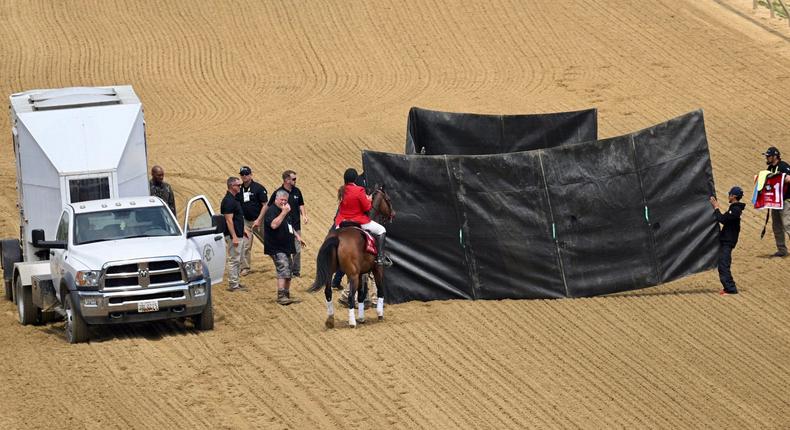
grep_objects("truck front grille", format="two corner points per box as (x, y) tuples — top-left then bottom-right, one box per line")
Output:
(101, 259), (184, 290)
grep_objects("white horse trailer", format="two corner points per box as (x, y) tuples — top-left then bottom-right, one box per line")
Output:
(5, 85), (148, 274)
(1, 86), (224, 343)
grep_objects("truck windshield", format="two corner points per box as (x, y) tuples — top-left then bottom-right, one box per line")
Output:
(74, 206), (181, 245)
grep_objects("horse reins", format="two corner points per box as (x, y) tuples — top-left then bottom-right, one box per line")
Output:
(371, 189), (395, 223)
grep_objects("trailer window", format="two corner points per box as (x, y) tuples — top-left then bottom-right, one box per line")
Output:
(69, 177), (110, 203)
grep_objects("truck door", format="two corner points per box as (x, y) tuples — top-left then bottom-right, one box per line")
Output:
(50, 211), (70, 296)
(184, 196), (226, 285)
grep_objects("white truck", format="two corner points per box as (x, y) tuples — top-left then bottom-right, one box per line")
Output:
(1, 85), (226, 343)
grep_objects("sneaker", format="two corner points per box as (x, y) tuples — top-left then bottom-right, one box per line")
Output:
(772, 251), (788, 258)
(719, 289), (738, 296)
(227, 284), (247, 292)
(240, 269), (250, 276)
(277, 290), (293, 305)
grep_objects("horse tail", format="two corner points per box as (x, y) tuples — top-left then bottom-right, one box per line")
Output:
(308, 236), (339, 293)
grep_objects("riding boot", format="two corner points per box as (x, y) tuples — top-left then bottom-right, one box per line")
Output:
(375, 233), (392, 266)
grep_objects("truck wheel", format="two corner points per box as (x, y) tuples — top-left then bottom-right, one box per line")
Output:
(64, 294), (89, 344)
(15, 275), (39, 325)
(191, 290), (214, 331)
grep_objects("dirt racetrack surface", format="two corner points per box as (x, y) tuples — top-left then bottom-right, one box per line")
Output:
(1, 0), (790, 428)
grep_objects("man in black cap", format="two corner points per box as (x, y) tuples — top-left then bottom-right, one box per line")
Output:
(237, 166), (269, 276)
(764, 147), (790, 257)
(710, 186), (746, 295)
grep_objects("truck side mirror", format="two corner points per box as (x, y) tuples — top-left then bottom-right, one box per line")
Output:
(32, 229), (45, 246)
(32, 229), (67, 249)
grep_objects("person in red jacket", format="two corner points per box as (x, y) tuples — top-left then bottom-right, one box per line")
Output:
(334, 168), (388, 265)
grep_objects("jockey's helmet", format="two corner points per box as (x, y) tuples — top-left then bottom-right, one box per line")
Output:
(344, 168), (358, 184)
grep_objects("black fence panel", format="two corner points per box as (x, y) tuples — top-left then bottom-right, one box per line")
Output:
(455, 152), (566, 299)
(405, 107), (598, 155)
(365, 110), (717, 303)
(362, 153), (474, 302)
(634, 111), (718, 283)
(542, 136), (657, 297)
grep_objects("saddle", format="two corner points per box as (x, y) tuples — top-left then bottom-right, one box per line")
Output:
(337, 222), (377, 256)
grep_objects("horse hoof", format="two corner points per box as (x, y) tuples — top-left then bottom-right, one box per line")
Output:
(378, 315), (384, 321)
(357, 318), (366, 324)
(325, 318), (335, 329)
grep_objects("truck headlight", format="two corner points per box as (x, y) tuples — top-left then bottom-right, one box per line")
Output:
(184, 260), (204, 282)
(75, 270), (100, 288)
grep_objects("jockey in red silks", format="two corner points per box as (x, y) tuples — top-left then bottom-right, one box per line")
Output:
(334, 168), (388, 265)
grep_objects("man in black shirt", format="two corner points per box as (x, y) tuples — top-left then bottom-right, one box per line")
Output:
(264, 190), (303, 305)
(221, 176), (248, 291)
(710, 186), (746, 295)
(764, 147), (790, 257)
(237, 166), (269, 276)
(149, 165), (177, 215)
(267, 170), (307, 277)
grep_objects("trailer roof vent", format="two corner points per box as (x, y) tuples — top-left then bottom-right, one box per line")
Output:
(29, 87), (117, 103)
(32, 94), (121, 111)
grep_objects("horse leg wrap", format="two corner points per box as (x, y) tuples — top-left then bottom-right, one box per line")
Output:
(326, 300), (334, 316)
(348, 309), (356, 327)
(376, 297), (384, 316)
(357, 302), (365, 320)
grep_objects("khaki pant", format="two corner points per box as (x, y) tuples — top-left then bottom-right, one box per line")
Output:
(771, 200), (790, 254)
(240, 219), (264, 272)
(225, 236), (244, 288)
(292, 229), (302, 275)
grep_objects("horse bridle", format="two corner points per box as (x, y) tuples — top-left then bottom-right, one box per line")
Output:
(371, 188), (395, 223)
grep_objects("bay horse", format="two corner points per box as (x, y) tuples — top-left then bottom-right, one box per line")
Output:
(309, 186), (395, 328)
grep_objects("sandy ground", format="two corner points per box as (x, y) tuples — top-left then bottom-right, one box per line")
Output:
(1, 0), (790, 428)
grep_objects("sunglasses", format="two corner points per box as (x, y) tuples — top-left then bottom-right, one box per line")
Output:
(290, 177), (297, 181)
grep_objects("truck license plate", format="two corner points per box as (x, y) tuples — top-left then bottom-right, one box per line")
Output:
(137, 300), (159, 313)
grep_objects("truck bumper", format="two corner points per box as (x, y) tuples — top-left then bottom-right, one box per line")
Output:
(76, 279), (209, 325)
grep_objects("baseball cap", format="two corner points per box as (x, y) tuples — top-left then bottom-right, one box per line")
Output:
(763, 147), (780, 157)
(239, 166), (252, 175)
(728, 186), (743, 198)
